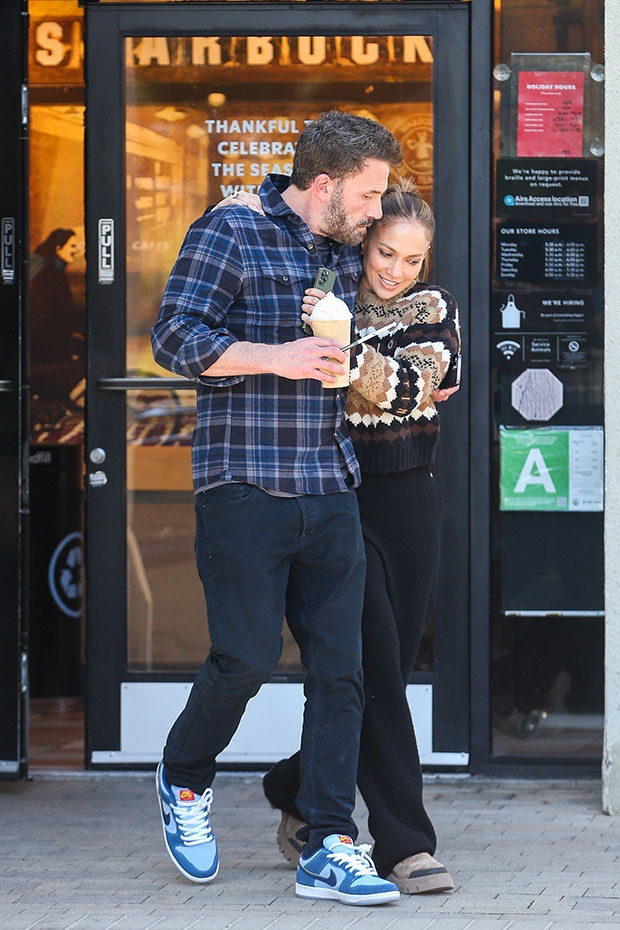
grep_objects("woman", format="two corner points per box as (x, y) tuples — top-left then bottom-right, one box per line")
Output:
(217, 179), (460, 893)
(262, 179), (460, 894)
(30, 227), (83, 402)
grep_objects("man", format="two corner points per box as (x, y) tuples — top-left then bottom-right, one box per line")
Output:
(151, 111), (402, 906)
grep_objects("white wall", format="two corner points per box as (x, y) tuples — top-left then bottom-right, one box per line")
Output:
(603, 1), (620, 814)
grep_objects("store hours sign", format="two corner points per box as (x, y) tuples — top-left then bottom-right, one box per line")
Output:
(496, 222), (597, 285)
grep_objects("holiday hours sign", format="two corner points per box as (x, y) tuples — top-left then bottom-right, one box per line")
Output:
(517, 71), (584, 158)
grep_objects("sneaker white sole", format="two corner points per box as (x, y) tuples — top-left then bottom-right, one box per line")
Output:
(156, 765), (219, 884)
(295, 883), (400, 906)
(161, 836), (219, 884)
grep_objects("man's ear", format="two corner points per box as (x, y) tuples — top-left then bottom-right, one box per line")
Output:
(311, 173), (335, 203)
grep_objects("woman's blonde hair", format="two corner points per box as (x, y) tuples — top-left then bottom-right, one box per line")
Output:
(370, 178), (435, 280)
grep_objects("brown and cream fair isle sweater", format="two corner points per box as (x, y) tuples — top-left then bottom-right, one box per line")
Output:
(347, 280), (461, 474)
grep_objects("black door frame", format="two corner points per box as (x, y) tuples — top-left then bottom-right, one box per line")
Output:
(0, 0), (29, 780)
(468, 0), (492, 772)
(83, 0), (490, 770)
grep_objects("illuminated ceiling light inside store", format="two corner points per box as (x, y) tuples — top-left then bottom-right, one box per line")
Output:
(207, 93), (227, 109)
(186, 124), (207, 139)
(155, 107), (187, 122)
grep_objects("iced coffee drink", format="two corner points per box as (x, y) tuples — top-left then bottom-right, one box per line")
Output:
(309, 291), (353, 388)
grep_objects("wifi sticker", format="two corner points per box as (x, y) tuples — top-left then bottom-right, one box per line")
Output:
(496, 339), (522, 360)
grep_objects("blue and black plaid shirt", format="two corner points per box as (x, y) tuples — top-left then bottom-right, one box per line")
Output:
(152, 174), (362, 495)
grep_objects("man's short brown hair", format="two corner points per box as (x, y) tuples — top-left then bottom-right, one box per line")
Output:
(290, 110), (402, 190)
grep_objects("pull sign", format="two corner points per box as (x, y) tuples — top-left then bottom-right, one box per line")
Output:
(1, 217), (15, 284)
(98, 218), (114, 284)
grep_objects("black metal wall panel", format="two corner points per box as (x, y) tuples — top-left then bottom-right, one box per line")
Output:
(0, 0), (28, 779)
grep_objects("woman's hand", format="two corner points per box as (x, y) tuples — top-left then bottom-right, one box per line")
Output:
(212, 191), (264, 214)
(301, 287), (325, 325)
(432, 385), (460, 403)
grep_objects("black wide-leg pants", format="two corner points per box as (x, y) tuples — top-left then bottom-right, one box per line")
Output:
(264, 466), (443, 876)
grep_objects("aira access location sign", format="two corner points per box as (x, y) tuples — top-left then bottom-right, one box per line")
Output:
(500, 426), (603, 511)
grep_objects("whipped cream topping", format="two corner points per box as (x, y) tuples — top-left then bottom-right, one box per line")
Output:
(311, 291), (352, 321)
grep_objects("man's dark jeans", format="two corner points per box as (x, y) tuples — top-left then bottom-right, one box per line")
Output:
(163, 483), (366, 853)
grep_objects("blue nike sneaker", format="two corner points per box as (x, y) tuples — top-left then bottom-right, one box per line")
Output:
(296, 834), (400, 906)
(156, 761), (219, 883)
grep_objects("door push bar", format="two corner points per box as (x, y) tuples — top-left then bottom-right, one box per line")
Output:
(98, 377), (195, 390)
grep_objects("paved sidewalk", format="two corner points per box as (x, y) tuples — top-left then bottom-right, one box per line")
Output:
(2, 772), (619, 930)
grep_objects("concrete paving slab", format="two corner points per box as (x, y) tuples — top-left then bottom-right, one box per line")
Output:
(2, 774), (620, 929)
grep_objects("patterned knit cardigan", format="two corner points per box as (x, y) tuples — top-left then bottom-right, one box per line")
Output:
(347, 280), (461, 474)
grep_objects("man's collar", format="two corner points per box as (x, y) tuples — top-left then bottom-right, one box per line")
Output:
(259, 174), (301, 219)
(257, 174), (363, 274)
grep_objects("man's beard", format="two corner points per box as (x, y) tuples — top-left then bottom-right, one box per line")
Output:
(319, 183), (372, 246)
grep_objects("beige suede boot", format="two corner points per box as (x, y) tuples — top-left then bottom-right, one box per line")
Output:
(386, 852), (454, 893)
(275, 810), (307, 865)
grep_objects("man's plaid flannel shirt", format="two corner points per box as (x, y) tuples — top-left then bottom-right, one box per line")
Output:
(152, 174), (362, 495)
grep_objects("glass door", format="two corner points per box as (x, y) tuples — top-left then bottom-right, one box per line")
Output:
(85, 2), (470, 768)
(0, 0), (28, 779)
